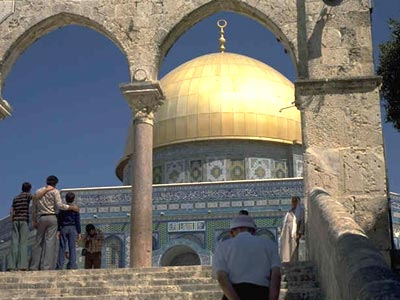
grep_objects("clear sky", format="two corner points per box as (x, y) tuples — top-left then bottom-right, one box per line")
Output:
(0, 1), (399, 218)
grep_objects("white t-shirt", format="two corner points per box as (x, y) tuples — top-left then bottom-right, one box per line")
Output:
(212, 231), (281, 287)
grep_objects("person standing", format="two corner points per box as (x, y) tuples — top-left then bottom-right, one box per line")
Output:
(30, 175), (79, 271)
(280, 196), (304, 263)
(8, 182), (53, 271)
(56, 192), (81, 270)
(212, 215), (281, 300)
(82, 224), (104, 269)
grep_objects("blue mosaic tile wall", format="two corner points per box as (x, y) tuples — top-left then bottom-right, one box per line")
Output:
(0, 178), (303, 269)
(391, 193), (400, 249)
(124, 140), (304, 185)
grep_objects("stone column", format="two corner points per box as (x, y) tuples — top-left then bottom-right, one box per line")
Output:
(120, 81), (164, 268)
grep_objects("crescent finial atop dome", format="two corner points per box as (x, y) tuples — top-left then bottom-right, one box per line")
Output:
(217, 19), (227, 53)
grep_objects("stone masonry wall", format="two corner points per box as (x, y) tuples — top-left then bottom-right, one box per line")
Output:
(309, 188), (400, 300)
(296, 77), (391, 256)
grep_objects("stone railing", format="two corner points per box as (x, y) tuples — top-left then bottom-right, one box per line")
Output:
(308, 188), (400, 300)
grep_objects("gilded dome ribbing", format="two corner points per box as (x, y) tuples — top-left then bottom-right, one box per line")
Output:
(154, 52), (301, 148)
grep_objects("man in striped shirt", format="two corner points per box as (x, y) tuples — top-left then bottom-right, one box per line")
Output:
(8, 182), (53, 271)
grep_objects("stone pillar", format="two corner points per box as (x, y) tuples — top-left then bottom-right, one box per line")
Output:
(120, 81), (164, 268)
(295, 76), (391, 260)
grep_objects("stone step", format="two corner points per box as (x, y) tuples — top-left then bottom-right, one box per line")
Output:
(0, 278), (218, 289)
(9, 288), (323, 300)
(0, 284), (221, 298)
(2, 291), (223, 300)
(0, 276), (318, 288)
(280, 287), (322, 300)
(0, 270), (213, 283)
(0, 263), (321, 300)
(9, 291), (222, 300)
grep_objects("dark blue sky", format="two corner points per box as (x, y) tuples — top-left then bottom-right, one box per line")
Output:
(0, 2), (399, 217)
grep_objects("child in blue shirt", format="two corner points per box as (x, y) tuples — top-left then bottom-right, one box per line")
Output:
(56, 192), (81, 269)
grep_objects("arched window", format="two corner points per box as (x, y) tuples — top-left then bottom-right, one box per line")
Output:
(105, 236), (123, 269)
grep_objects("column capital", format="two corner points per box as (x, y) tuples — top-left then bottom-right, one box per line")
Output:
(0, 98), (12, 120)
(120, 81), (165, 125)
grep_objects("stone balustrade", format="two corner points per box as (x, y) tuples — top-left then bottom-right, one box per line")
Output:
(308, 188), (400, 300)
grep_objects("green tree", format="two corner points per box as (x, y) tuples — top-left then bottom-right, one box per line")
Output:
(378, 19), (400, 131)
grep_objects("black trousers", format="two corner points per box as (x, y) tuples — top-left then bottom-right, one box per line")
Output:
(222, 283), (269, 300)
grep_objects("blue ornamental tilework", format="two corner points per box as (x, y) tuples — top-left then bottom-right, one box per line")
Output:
(195, 202), (206, 209)
(189, 160), (203, 182)
(169, 232), (205, 248)
(152, 233), (160, 250)
(232, 201), (243, 208)
(105, 235), (123, 268)
(60, 179), (302, 217)
(247, 158), (272, 179)
(70, 189), (131, 206)
(155, 222), (168, 246)
(272, 160), (288, 178)
(165, 160), (185, 183)
(391, 193), (400, 249)
(153, 165), (163, 184)
(125, 235), (130, 266)
(391, 193), (400, 218)
(153, 179), (303, 204)
(121, 206), (130, 212)
(168, 204), (180, 210)
(293, 154), (303, 177)
(228, 159), (245, 180)
(206, 159), (227, 181)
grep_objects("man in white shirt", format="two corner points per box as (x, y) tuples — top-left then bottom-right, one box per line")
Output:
(212, 215), (281, 300)
(30, 175), (79, 270)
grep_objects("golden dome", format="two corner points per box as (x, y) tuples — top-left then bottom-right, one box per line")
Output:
(154, 52), (301, 148)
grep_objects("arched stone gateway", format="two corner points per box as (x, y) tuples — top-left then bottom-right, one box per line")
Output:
(153, 238), (211, 267)
(160, 245), (201, 267)
(1, 1), (397, 298)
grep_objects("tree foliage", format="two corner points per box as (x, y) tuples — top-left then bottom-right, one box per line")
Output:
(378, 19), (400, 131)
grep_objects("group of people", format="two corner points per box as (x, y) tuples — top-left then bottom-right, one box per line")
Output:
(212, 196), (305, 300)
(8, 175), (104, 271)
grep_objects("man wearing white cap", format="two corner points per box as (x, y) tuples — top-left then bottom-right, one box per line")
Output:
(212, 215), (281, 300)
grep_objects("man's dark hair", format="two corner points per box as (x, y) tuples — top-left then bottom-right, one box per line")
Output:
(46, 175), (59, 187)
(86, 224), (95, 233)
(65, 192), (75, 204)
(239, 209), (249, 216)
(21, 182), (32, 193)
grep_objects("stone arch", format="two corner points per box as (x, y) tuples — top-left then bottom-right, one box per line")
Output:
(172, 233), (204, 248)
(157, 0), (299, 75)
(152, 238), (211, 267)
(160, 244), (200, 266)
(0, 12), (130, 103)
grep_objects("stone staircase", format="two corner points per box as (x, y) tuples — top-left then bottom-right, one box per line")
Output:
(0, 261), (321, 300)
